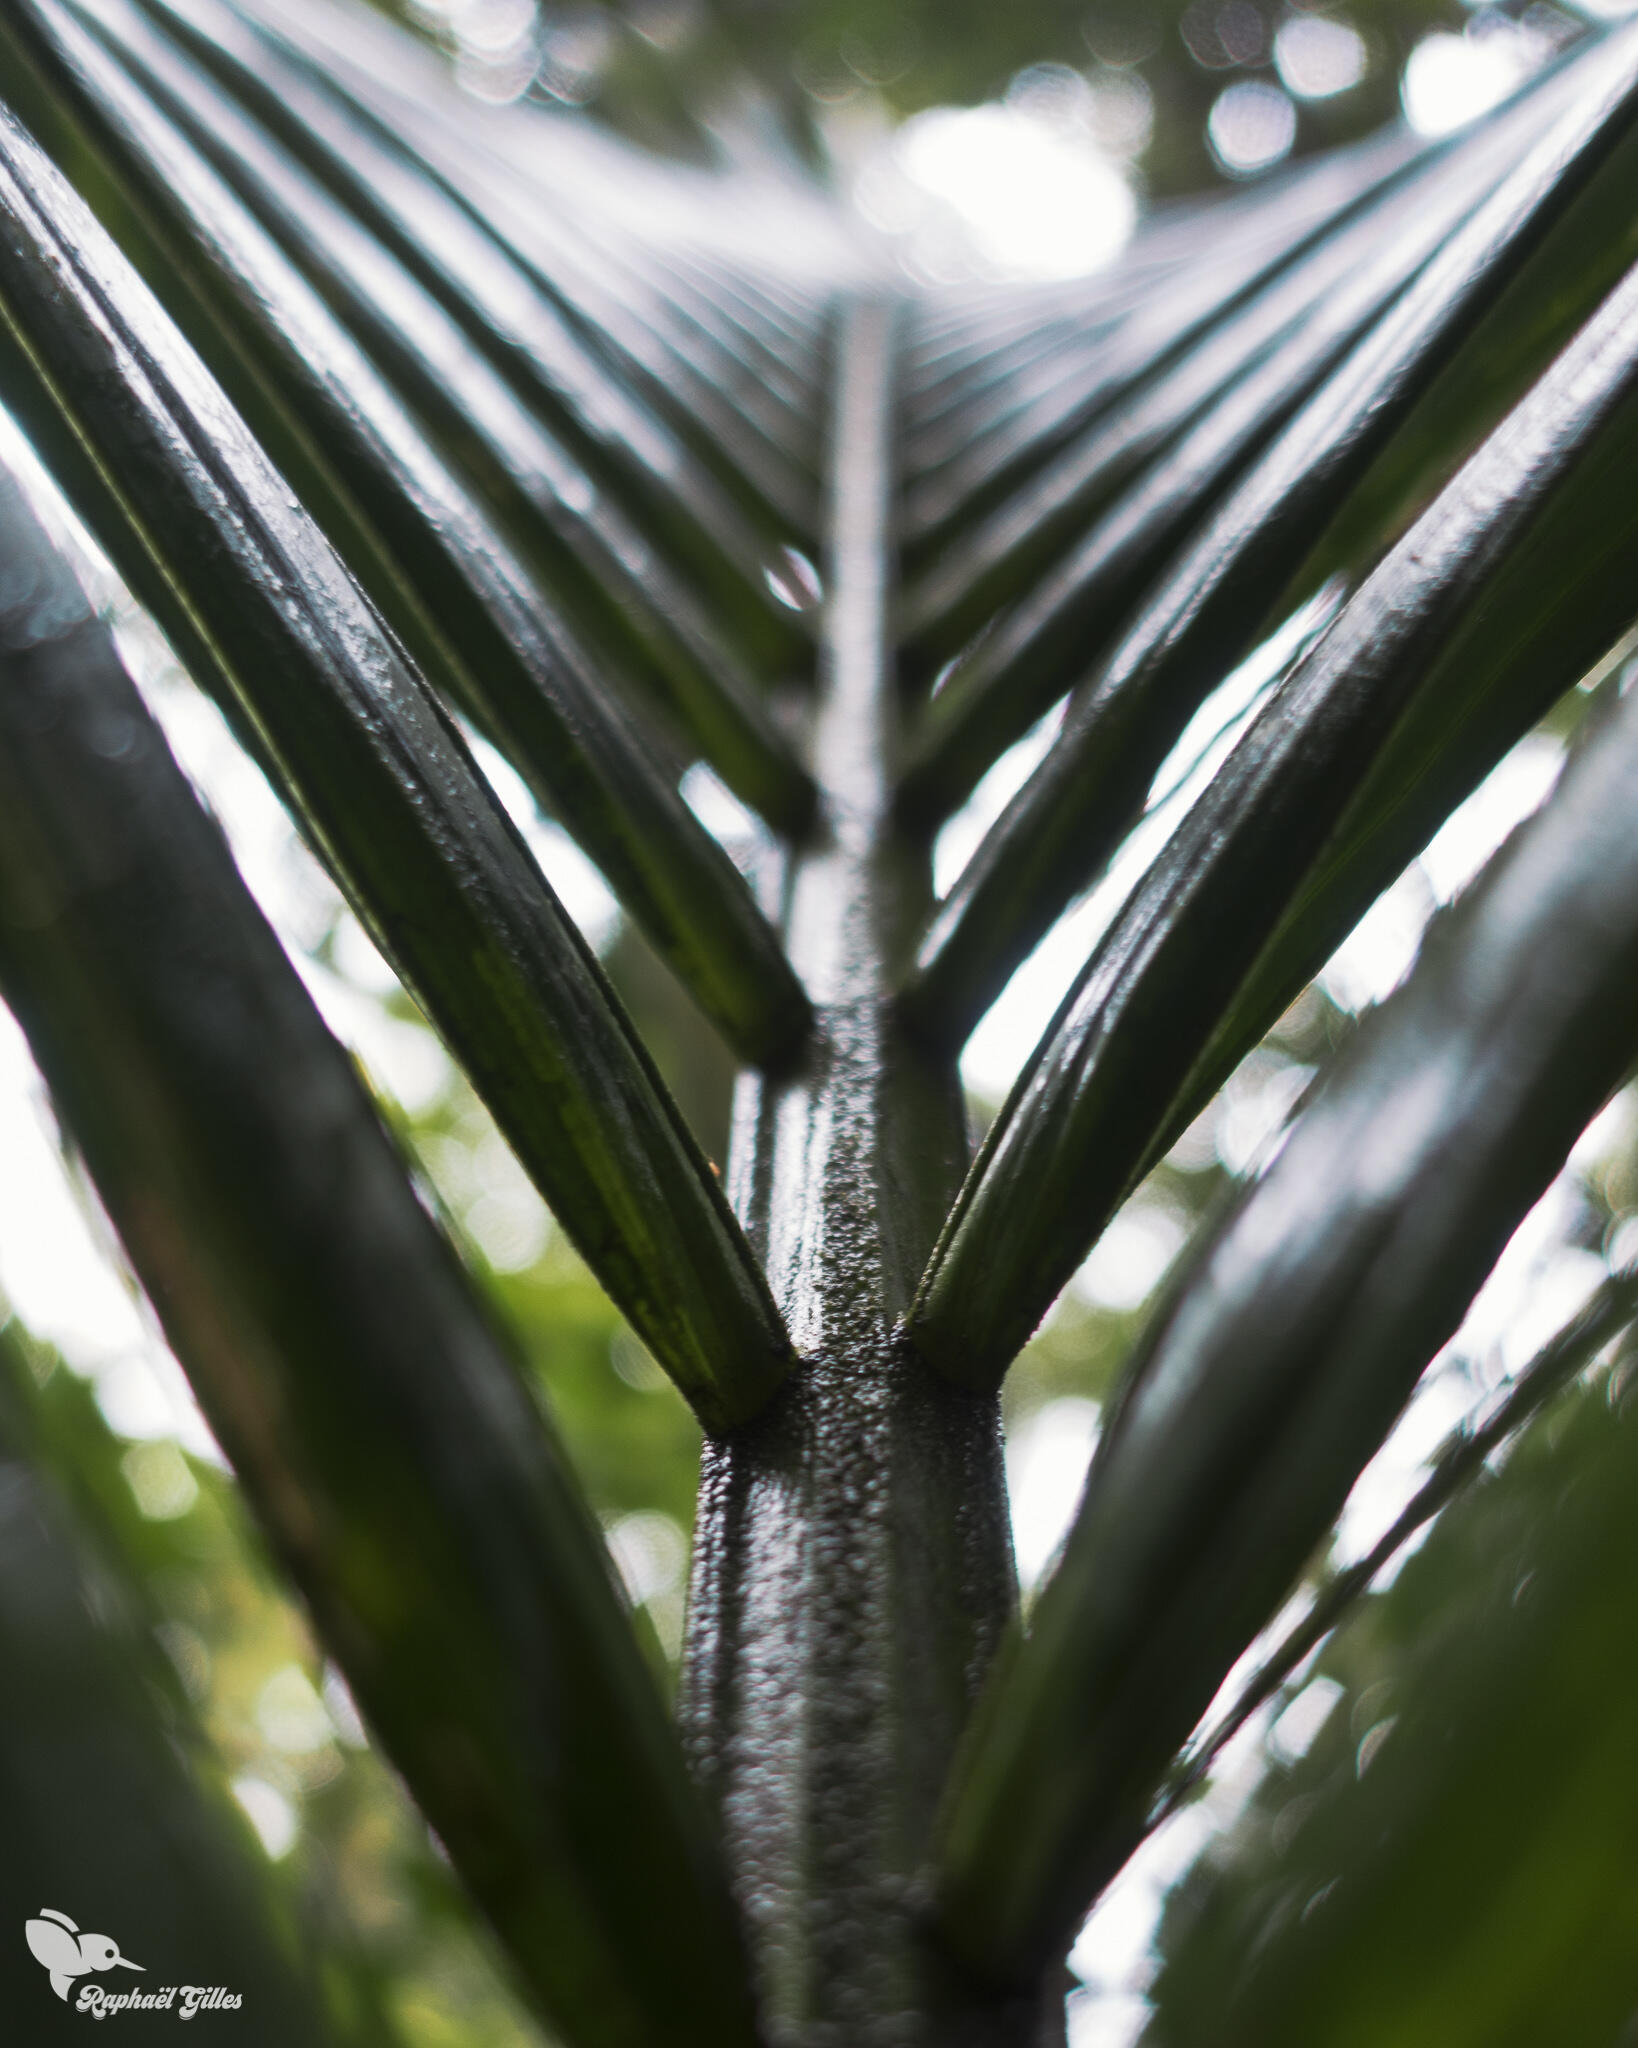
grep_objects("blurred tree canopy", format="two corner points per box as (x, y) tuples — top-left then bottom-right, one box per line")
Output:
(386, 0), (1490, 189)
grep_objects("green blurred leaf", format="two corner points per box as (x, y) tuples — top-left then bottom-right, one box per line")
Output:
(0, 1322), (388, 2047)
(1147, 1359), (1638, 2048)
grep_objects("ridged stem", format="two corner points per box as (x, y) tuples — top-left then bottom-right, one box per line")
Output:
(677, 300), (1060, 2046)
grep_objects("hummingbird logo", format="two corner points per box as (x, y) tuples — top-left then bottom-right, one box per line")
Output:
(24, 1908), (145, 2002)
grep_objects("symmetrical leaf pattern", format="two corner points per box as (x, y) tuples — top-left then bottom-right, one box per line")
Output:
(0, 1), (1636, 2039)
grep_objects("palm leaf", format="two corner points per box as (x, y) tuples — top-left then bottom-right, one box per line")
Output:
(909, 218), (1638, 1386)
(2, 0), (813, 1059)
(92, 0), (818, 831)
(157, 0), (816, 666)
(1145, 1350), (1638, 2047)
(0, 463), (759, 2045)
(0, 1325), (373, 2041)
(902, 128), (1424, 555)
(897, 121), (1517, 675)
(932, 647), (1638, 1982)
(0, 98), (792, 1429)
(2, 1), (1637, 2038)
(900, 24), (1638, 1040)
(1161, 1262), (1638, 1812)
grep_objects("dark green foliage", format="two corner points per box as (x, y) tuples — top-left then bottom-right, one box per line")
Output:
(899, 25), (1638, 1047)
(0, 467), (757, 2044)
(909, 159), (1638, 1382)
(0, 1323), (380, 2045)
(0, 69), (796, 1428)
(0, 2), (1636, 2042)
(933, 665), (1638, 1978)
(1147, 1356), (1638, 2048)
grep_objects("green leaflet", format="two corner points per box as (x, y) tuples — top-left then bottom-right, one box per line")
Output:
(0, 100), (794, 1431)
(908, 104), (1638, 1394)
(292, 26), (825, 538)
(932, 613), (1638, 1984)
(0, 467), (760, 2044)
(73, 0), (819, 835)
(0, 1331), (370, 2046)
(1154, 1265), (1638, 1812)
(150, 0), (813, 674)
(1146, 1361), (1638, 2048)
(899, 22), (1638, 1043)
(900, 126), (1425, 560)
(3, 0), (813, 1056)
(896, 134), (1476, 674)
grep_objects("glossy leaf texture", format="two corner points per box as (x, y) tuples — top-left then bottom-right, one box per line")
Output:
(3, 0), (1638, 2030)
(85, 0), (820, 839)
(900, 22), (1638, 1043)
(0, 466), (761, 2047)
(0, 0), (812, 1059)
(910, 178), (1638, 1393)
(675, 303), (1029, 2042)
(891, 123), (1501, 830)
(931, 640), (1638, 1987)
(900, 126), (1425, 559)
(152, 0), (818, 675)
(91, 0), (818, 833)
(896, 126), (1494, 675)
(0, 107), (794, 1431)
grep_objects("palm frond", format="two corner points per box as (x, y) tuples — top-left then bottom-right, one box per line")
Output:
(1159, 1261), (1638, 1817)
(3, 0), (813, 1061)
(909, 218), (1638, 1385)
(901, 128), (1424, 556)
(96, 0), (819, 828)
(1146, 1349), (1638, 2045)
(0, 101), (792, 1428)
(1, 0), (1637, 2035)
(900, 25), (1638, 1051)
(0, 1325), (366, 2039)
(0, 466), (759, 2043)
(165, 0), (825, 663)
(932, 641), (1638, 1983)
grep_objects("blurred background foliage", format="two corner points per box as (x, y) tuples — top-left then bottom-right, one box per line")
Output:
(5, 0), (1638, 2041)
(1147, 1348), (1638, 2048)
(374, 0), (1566, 194)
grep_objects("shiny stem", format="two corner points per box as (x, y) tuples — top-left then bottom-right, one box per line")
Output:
(677, 298), (1063, 2046)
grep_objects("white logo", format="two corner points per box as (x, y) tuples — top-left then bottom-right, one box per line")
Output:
(24, 1910), (241, 2018)
(25, 1909), (143, 2002)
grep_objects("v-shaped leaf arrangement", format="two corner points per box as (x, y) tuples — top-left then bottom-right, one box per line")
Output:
(2, 0), (1638, 2040)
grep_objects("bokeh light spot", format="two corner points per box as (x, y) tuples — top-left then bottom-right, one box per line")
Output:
(1207, 79), (1297, 176)
(1274, 14), (1368, 99)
